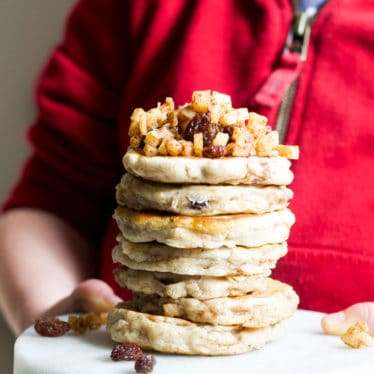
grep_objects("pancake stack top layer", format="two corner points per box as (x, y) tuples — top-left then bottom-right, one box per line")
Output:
(107, 90), (300, 356)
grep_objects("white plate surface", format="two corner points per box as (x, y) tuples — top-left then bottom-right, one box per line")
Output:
(14, 310), (374, 374)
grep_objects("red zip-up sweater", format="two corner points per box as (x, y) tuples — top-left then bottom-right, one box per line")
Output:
(2, 0), (374, 312)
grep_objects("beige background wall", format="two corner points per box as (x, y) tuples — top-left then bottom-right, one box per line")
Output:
(0, 1), (75, 373)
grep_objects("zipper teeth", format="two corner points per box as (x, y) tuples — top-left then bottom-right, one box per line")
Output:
(275, 78), (298, 143)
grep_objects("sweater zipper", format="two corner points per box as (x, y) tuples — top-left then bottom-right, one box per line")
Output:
(275, 2), (319, 143)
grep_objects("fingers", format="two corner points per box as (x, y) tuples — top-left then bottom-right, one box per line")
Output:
(43, 279), (122, 318)
(321, 302), (374, 336)
(71, 279), (123, 313)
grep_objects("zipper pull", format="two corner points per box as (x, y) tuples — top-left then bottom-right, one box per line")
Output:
(285, 7), (316, 61)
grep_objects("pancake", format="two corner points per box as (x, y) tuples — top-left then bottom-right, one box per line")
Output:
(133, 278), (299, 327)
(112, 239), (287, 276)
(116, 173), (293, 215)
(114, 267), (269, 300)
(114, 206), (295, 249)
(107, 306), (283, 355)
(123, 149), (294, 185)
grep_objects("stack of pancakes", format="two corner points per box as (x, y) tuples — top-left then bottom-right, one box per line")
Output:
(107, 91), (299, 355)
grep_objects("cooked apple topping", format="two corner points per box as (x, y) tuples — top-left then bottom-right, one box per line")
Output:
(128, 90), (299, 159)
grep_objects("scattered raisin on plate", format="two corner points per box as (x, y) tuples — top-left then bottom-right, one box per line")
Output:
(111, 342), (143, 361)
(34, 317), (71, 337)
(135, 354), (156, 374)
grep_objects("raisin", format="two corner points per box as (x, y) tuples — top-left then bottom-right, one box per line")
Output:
(34, 317), (70, 337)
(190, 200), (208, 210)
(203, 123), (221, 146)
(135, 354), (156, 374)
(139, 139), (145, 150)
(111, 342), (143, 361)
(203, 145), (226, 158)
(183, 112), (209, 141)
(222, 125), (234, 139)
(182, 112), (225, 147)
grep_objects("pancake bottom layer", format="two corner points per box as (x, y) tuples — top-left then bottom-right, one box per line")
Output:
(107, 307), (283, 356)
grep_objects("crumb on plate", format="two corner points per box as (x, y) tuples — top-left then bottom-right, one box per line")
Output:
(340, 321), (373, 349)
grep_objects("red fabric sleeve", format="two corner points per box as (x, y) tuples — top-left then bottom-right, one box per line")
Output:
(2, 0), (130, 244)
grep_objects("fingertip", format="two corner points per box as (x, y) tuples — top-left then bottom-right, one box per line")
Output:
(75, 279), (114, 295)
(321, 311), (349, 335)
(321, 302), (374, 336)
(345, 302), (374, 335)
(72, 279), (122, 313)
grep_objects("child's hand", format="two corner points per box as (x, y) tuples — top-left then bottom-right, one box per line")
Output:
(42, 279), (122, 318)
(321, 302), (374, 335)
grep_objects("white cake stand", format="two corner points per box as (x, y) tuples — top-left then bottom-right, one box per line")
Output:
(13, 310), (374, 374)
